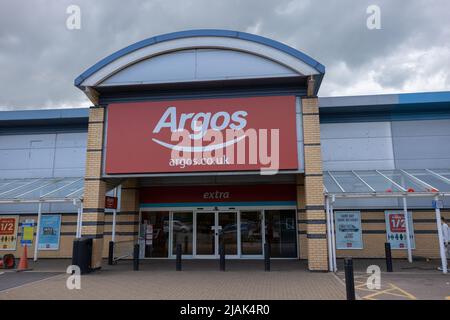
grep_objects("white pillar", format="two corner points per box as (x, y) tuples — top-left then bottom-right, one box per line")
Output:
(112, 186), (119, 242)
(434, 195), (448, 274)
(76, 202), (83, 238)
(330, 195), (337, 272)
(325, 196), (333, 271)
(33, 202), (42, 261)
(402, 197), (413, 263)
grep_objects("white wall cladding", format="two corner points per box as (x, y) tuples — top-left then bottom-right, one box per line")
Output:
(101, 48), (299, 86)
(321, 119), (450, 172)
(391, 119), (450, 169)
(321, 122), (395, 171)
(0, 132), (87, 179)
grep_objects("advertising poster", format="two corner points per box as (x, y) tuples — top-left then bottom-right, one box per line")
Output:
(335, 211), (363, 249)
(385, 211), (415, 250)
(0, 215), (19, 250)
(20, 219), (35, 247)
(38, 215), (61, 250)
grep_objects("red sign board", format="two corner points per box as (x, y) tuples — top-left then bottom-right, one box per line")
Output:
(388, 214), (406, 233)
(105, 196), (118, 209)
(105, 96), (298, 174)
(140, 184), (297, 205)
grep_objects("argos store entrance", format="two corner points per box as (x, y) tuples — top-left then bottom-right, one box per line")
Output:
(139, 185), (298, 259)
(139, 209), (297, 259)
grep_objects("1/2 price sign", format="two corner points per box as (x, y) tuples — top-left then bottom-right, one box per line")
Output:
(0, 215), (19, 250)
(385, 211), (415, 249)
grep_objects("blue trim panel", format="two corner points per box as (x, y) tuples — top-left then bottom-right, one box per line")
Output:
(320, 110), (450, 123)
(398, 91), (450, 104)
(0, 108), (89, 122)
(74, 29), (325, 87)
(140, 201), (297, 208)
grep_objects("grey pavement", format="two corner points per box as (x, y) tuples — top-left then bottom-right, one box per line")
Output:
(0, 259), (346, 300)
(0, 258), (449, 300)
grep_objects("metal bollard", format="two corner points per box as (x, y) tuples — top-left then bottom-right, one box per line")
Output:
(264, 243), (270, 272)
(108, 241), (114, 265)
(344, 258), (356, 300)
(385, 242), (393, 272)
(219, 241), (225, 271)
(133, 244), (139, 271)
(176, 243), (182, 271)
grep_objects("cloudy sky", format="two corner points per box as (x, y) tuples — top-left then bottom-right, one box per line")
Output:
(1, 0), (449, 110)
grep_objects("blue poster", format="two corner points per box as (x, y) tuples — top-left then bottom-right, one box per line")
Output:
(38, 215), (61, 250)
(335, 211), (363, 249)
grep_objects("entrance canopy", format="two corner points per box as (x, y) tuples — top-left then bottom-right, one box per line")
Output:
(323, 169), (450, 274)
(0, 177), (84, 204)
(323, 169), (450, 198)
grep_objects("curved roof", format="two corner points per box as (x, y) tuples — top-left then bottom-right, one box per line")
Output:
(74, 29), (325, 88)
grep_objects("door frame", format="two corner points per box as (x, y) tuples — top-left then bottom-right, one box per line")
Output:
(193, 210), (241, 259)
(139, 205), (297, 259)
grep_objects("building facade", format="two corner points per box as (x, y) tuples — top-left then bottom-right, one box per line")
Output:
(0, 30), (449, 272)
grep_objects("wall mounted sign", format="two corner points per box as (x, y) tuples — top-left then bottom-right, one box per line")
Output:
(38, 215), (61, 250)
(140, 184), (297, 206)
(20, 219), (35, 247)
(105, 96), (298, 174)
(385, 211), (415, 250)
(105, 196), (118, 209)
(0, 215), (19, 250)
(334, 211), (363, 249)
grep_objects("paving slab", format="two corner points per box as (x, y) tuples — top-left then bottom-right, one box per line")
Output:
(0, 260), (346, 300)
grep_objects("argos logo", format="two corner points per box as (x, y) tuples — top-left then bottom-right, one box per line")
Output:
(152, 107), (248, 152)
(153, 107), (248, 137)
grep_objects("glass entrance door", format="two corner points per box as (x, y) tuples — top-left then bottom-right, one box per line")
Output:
(195, 212), (216, 257)
(240, 211), (263, 257)
(195, 211), (238, 258)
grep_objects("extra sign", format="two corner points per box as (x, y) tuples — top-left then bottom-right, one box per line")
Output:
(105, 96), (298, 174)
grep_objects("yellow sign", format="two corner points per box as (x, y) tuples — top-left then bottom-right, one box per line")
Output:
(21, 219), (35, 246)
(0, 215), (19, 250)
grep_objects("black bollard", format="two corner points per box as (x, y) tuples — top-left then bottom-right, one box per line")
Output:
(133, 244), (140, 271)
(219, 241), (225, 271)
(344, 258), (356, 300)
(176, 243), (182, 271)
(108, 241), (114, 265)
(264, 243), (270, 272)
(385, 242), (393, 272)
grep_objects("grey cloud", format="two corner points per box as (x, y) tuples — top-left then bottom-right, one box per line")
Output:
(0, 0), (449, 109)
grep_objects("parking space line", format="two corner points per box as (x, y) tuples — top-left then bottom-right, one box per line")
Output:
(390, 283), (417, 300)
(337, 271), (417, 300)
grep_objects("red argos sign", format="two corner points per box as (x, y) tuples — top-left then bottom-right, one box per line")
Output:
(105, 96), (298, 174)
